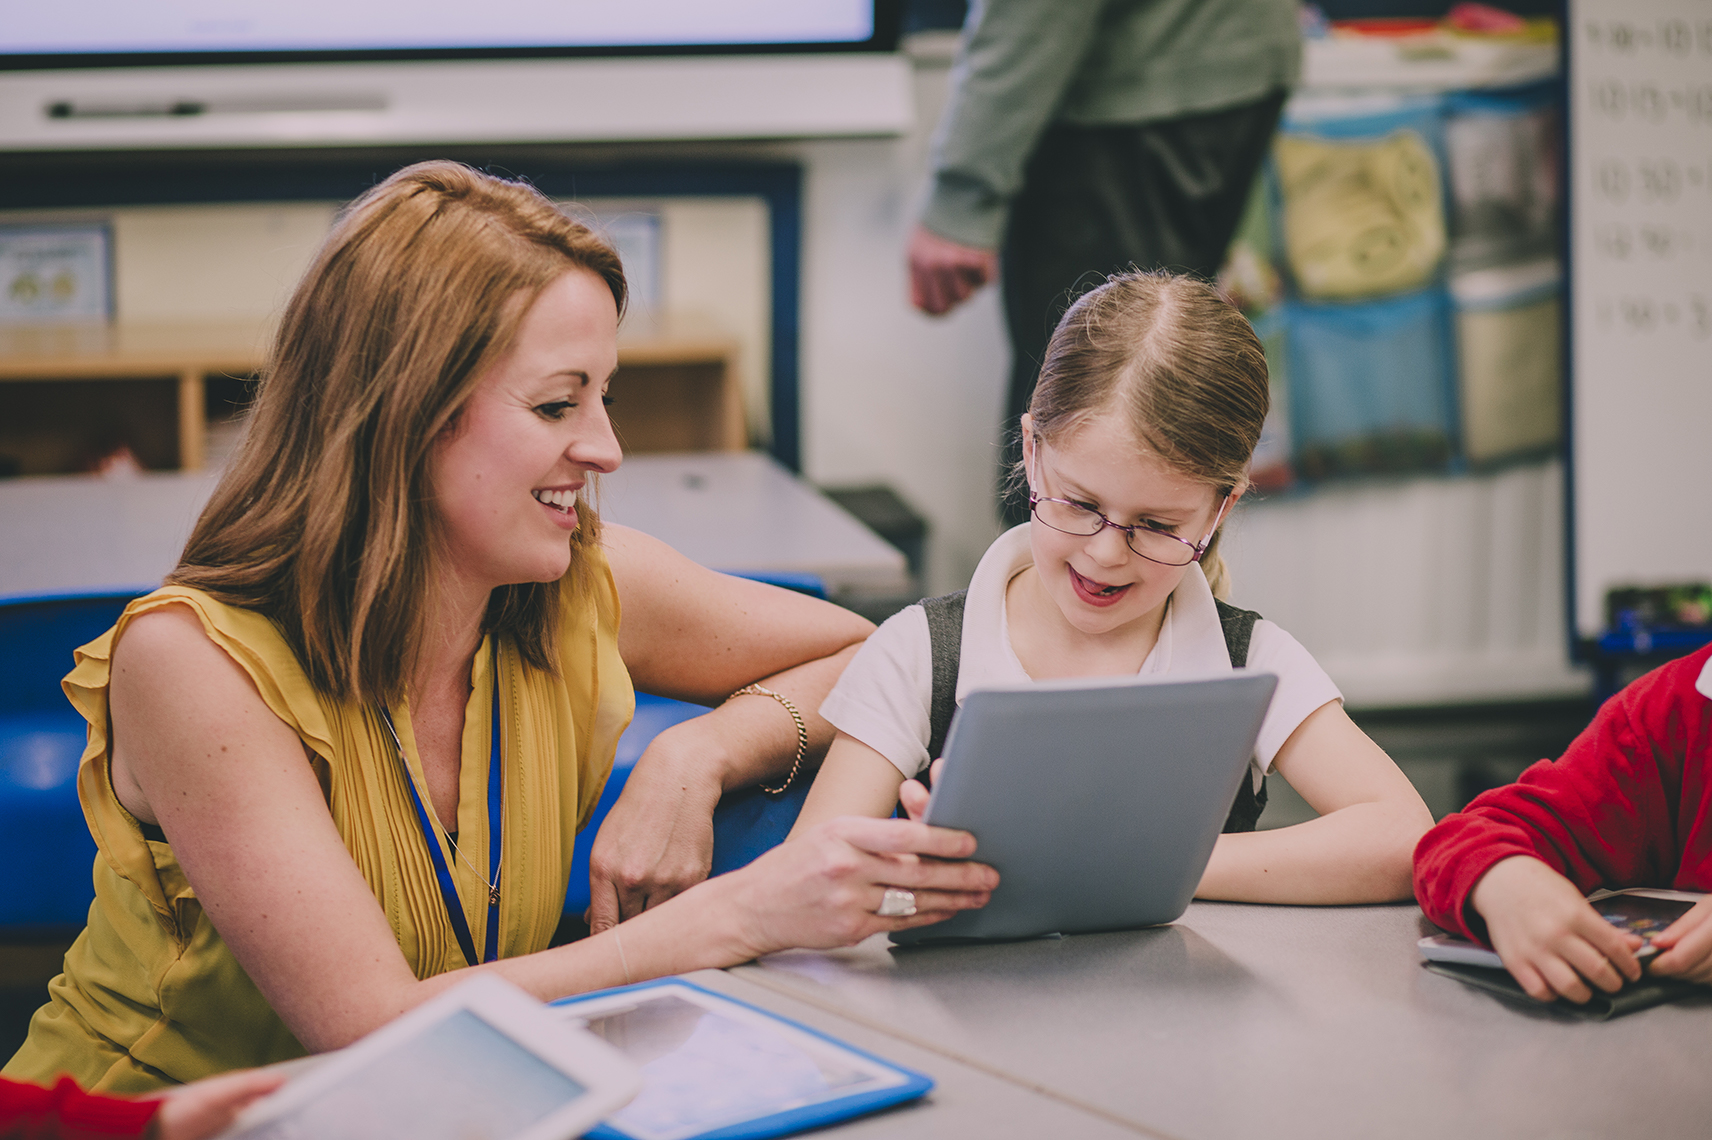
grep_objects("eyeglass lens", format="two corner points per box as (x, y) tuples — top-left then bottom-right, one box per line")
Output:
(1031, 498), (1198, 566)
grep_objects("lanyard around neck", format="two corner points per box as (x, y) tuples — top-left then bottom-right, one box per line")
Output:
(378, 645), (503, 967)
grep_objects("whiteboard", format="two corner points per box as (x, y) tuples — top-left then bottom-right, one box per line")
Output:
(1569, 0), (1712, 641)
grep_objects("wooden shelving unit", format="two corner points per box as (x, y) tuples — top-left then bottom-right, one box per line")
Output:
(0, 316), (743, 476)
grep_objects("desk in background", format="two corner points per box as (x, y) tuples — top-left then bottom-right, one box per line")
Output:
(0, 452), (907, 601)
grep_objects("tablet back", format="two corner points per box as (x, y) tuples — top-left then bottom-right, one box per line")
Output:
(893, 672), (1277, 944)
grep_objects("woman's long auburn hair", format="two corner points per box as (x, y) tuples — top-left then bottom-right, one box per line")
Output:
(168, 161), (626, 702)
(1026, 271), (1269, 600)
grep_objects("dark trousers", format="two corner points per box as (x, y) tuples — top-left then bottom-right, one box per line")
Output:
(997, 91), (1287, 525)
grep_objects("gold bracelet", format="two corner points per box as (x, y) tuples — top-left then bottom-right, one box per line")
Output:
(725, 683), (809, 796)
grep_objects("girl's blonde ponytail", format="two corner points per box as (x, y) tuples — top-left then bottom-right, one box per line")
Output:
(1199, 533), (1233, 601)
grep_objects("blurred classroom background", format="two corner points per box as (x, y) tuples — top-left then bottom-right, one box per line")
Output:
(3, 0), (1710, 1056)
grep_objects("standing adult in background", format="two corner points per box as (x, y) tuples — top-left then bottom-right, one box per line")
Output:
(907, 0), (1301, 524)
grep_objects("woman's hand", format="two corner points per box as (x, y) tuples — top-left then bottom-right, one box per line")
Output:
(1646, 896), (1712, 983)
(719, 816), (998, 956)
(1469, 855), (1644, 1003)
(587, 732), (725, 933)
(149, 1067), (288, 1140)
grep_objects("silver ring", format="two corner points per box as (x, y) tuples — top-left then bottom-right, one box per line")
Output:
(876, 887), (918, 918)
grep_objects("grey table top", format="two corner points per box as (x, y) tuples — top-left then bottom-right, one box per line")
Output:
(728, 902), (1712, 1140)
(0, 453), (906, 600)
(687, 970), (1147, 1139)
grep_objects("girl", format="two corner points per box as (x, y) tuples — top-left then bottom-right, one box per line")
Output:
(792, 271), (1432, 903)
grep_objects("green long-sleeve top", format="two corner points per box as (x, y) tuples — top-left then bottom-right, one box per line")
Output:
(921, 0), (1302, 249)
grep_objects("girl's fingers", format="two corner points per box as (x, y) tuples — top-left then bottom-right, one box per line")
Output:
(897, 778), (931, 823)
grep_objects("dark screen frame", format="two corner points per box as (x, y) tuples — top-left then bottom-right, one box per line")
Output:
(0, 0), (901, 71)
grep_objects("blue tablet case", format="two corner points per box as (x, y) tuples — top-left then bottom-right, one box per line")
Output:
(551, 978), (933, 1140)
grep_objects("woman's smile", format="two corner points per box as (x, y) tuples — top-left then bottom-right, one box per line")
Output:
(531, 485), (582, 530)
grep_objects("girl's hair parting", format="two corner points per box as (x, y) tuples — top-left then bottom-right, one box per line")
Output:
(168, 160), (627, 702)
(1026, 270), (1269, 600)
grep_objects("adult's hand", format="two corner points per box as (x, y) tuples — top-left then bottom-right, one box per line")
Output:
(150, 1068), (288, 1140)
(1647, 895), (1712, 983)
(587, 737), (725, 933)
(1469, 855), (1643, 1003)
(721, 815), (997, 956)
(908, 225), (998, 316)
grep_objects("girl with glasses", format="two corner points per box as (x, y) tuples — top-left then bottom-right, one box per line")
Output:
(791, 271), (1433, 904)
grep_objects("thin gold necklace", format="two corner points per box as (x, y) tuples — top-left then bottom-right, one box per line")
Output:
(377, 705), (503, 906)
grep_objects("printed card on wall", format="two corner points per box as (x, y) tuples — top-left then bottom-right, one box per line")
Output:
(0, 222), (113, 325)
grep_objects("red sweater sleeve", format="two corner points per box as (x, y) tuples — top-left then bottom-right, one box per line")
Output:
(0, 1076), (161, 1140)
(1413, 644), (1712, 942)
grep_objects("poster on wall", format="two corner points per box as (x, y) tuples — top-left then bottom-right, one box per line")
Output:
(0, 222), (112, 325)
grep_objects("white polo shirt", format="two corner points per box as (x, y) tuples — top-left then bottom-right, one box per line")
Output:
(821, 525), (1343, 788)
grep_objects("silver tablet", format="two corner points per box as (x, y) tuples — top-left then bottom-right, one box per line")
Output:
(217, 976), (642, 1140)
(893, 671), (1277, 944)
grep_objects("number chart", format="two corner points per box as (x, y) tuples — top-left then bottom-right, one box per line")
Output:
(1569, 0), (1712, 642)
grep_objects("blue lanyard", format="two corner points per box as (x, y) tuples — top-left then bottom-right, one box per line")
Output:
(378, 646), (503, 967)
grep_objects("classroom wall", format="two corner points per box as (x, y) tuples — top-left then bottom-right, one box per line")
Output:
(787, 40), (1593, 705)
(2, 41), (1596, 706)
(1221, 462), (1586, 707)
(792, 35), (1009, 595)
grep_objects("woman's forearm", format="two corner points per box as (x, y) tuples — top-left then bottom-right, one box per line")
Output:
(649, 643), (861, 792)
(1195, 800), (1428, 904)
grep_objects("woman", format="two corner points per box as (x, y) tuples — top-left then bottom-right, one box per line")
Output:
(3, 161), (995, 1092)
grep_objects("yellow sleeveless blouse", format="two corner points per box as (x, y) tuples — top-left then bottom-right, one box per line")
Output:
(3, 555), (633, 1093)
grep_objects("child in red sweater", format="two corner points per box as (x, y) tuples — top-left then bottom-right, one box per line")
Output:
(1413, 643), (1712, 1004)
(0, 1068), (281, 1139)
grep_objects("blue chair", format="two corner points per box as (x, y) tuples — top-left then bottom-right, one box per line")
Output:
(0, 574), (822, 928)
(0, 590), (146, 931)
(563, 571), (826, 916)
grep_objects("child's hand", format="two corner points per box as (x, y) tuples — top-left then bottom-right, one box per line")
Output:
(1469, 855), (1644, 1003)
(897, 759), (943, 822)
(149, 1067), (287, 1140)
(1646, 896), (1712, 983)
